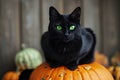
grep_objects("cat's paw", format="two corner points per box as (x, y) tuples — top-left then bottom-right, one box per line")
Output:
(49, 63), (62, 68)
(66, 63), (78, 70)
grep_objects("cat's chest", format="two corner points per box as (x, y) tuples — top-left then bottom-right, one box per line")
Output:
(55, 43), (78, 54)
(56, 45), (68, 53)
(63, 47), (66, 53)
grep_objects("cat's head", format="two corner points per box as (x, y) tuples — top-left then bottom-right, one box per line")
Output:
(48, 6), (81, 43)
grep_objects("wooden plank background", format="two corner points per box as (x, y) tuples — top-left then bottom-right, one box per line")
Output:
(20, 0), (40, 49)
(101, 0), (119, 56)
(0, 0), (20, 79)
(0, 0), (119, 79)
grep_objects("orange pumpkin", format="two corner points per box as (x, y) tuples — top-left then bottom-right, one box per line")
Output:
(2, 71), (20, 80)
(108, 66), (120, 80)
(30, 62), (114, 80)
(94, 51), (108, 66)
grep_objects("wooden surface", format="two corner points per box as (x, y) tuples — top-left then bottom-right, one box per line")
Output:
(0, 0), (20, 79)
(0, 0), (120, 79)
(101, 0), (119, 56)
(82, 0), (101, 50)
(20, 0), (40, 49)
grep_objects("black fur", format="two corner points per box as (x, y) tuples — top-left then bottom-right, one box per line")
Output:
(41, 6), (96, 70)
(19, 69), (33, 80)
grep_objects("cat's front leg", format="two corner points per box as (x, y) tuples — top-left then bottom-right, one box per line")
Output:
(49, 62), (62, 68)
(65, 61), (78, 70)
(46, 58), (62, 68)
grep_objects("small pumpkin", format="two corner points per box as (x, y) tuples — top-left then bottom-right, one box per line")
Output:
(111, 52), (120, 66)
(108, 52), (120, 80)
(2, 71), (20, 80)
(15, 47), (43, 70)
(30, 62), (114, 80)
(108, 66), (120, 80)
(94, 51), (108, 67)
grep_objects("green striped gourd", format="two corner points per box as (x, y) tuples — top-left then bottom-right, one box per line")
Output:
(15, 48), (43, 70)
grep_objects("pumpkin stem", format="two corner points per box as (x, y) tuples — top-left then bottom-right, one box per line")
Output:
(21, 43), (26, 50)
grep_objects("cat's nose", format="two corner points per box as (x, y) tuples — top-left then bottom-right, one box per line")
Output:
(64, 33), (70, 40)
(65, 32), (69, 37)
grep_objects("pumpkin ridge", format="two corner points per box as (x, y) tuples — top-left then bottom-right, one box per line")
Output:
(45, 68), (55, 80)
(90, 63), (103, 80)
(84, 65), (100, 80)
(83, 64), (97, 80)
(92, 65), (108, 80)
(77, 66), (84, 80)
(40, 65), (53, 80)
(83, 66), (93, 80)
(90, 63), (113, 80)
(81, 66), (91, 80)
(72, 69), (82, 80)
(54, 66), (65, 80)
(24, 52), (30, 68)
(26, 50), (32, 68)
(54, 67), (65, 80)
(51, 67), (61, 80)
(102, 67), (114, 80)
(83, 63), (100, 80)
(26, 50), (33, 68)
(78, 66), (91, 80)
(90, 66), (102, 80)
(72, 71), (74, 80)
(62, 67), (66, 80)
(64, 67), (73, 80)
(23, 53), (29, 68)
(38, 68), (47, 80)
(30, 64), (46, 80)
(19, 54), (25, 69)
(90, 63), (106, 80)
(37, 64), (51, 80)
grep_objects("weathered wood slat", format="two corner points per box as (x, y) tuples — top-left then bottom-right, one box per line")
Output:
(0, 0), (20, 79)
(41, 0), (64, 33)
(82, 0), (101, 51)
(63, 0), (81, 13)
(101, 0), (119, 56)
(20, 0), (40, 50)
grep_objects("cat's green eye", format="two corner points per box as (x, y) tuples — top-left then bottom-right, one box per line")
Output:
(56, 25), (62, 30)
(69, 25), (75, 30)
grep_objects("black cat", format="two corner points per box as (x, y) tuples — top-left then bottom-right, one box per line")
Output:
(19, 69), (33, 80)
(41, 6), (96, 70)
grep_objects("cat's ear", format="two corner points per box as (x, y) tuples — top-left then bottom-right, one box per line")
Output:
(49, 6), (60, 21)
(69, 7), (81, 23)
